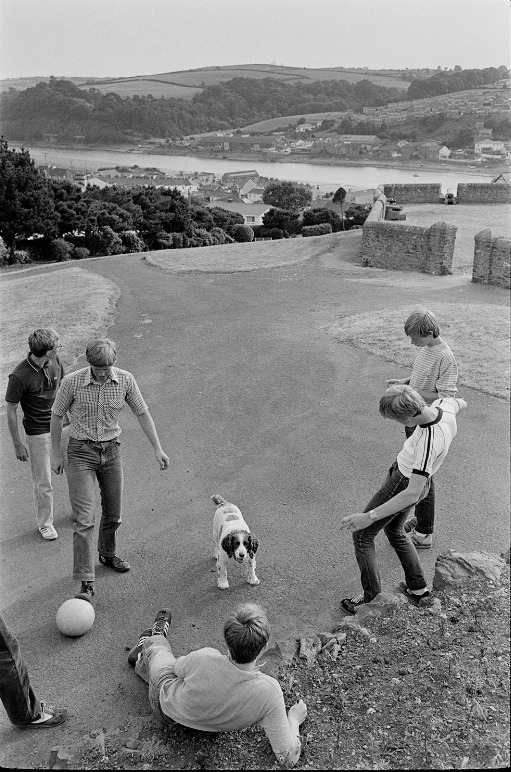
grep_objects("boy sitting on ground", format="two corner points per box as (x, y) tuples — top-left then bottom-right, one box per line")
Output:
(128, 603), (307, 766)
(387, 309), (458, 549)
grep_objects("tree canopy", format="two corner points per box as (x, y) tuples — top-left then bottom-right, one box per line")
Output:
(0, 139), (58, 248)
(262, 181), (312, 211)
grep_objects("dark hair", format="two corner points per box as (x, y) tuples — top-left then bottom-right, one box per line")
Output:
(223, 603), (269, 664)
(28, 329), (58, 357)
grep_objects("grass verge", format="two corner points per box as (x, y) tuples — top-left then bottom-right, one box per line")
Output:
(325, 302), (510, 400)
(0, 267), (120, 383)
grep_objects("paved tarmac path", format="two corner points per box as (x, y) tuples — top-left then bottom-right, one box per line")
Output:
(1, 245), (509, 766)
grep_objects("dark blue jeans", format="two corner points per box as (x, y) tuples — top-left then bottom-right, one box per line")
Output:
(0, 614), (42, 725)
(352, 461), (428, 602)
(67, 437), (123, 582)
(405, 425), (435, 534)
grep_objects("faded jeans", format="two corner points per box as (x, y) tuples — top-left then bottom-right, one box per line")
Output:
(405, 424), (435, 534)
(0, 613), (42, 725)
(135, 636), (177, 726)
(26, 427), (70, 530)
(26, 433), (53, 530)
(353, 461), (429, 602)
(67, 437), (123, 582)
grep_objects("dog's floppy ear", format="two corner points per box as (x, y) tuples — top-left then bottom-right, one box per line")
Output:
(247, 533), (259, 557)
(221, 533), (236, 558)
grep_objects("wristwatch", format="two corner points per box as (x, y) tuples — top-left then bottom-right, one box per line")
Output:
(367, 510), (378, 520)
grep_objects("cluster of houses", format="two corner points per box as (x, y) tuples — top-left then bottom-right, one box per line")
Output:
(37, 164), (376, 227)
(187, 122), (511, 163)
(362, 81), (511, 124)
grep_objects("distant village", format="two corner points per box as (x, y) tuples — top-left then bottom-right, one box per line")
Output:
(37, 165), (360, 228)
(36, 80), (511, 228)
(166, 81), (511, 164)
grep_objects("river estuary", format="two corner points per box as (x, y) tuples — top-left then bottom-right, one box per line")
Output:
(20, 145), (495, 195)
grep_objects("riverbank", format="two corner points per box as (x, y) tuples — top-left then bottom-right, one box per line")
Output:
(12, 138), (505, 179)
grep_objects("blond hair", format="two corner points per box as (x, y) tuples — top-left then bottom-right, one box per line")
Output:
(86, 338), (117, 367)
(379, 384), (425, 420)
(404, 309), (440, 338)
(223, 603), (270, 664)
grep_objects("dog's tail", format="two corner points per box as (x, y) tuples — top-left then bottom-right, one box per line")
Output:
(212, 494), (227, 507)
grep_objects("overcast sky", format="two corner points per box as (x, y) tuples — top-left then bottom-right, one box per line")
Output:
(0, 0), (509, 80)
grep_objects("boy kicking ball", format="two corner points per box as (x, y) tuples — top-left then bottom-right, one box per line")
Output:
(340, 384), (466, 615)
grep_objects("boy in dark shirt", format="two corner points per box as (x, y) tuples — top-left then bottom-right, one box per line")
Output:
(5, 329), (65, 540)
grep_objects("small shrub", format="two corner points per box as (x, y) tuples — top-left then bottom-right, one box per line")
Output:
(12, 249), (30, 264)
(301, 223), (332, 237)
(268, 227), (284, 239)
(86, 226), (124, 256)
(0, 236), (9, 265)
(232, 224), (254, 242)
(73, 246), (90, 260)
(210, 227), (234, 245)
(51, 238), (73, 262)
(121, 230), (146, 253)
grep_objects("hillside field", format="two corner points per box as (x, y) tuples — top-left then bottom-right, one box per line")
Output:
(0, 64), (411, 100)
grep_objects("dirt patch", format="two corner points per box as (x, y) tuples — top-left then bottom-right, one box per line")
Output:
(48, 568), (509, 771)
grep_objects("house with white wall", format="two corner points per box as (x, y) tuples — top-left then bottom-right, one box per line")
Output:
(206, 201), (271, 226)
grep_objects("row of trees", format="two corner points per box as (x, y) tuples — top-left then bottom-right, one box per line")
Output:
(0, 76), (405, 143)
(0, 141), (358, 263)
(406, 66), (508, 101)
(0, 140), (251, 261)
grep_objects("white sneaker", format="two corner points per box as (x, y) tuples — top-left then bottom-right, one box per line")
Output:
(39, 525), (58, 540)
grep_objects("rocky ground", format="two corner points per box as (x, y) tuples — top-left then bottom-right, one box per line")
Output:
(47, 551), (509, 771)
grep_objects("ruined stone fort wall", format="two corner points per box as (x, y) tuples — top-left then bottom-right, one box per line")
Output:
(472, 229), (511, 289)
(361, 220), (457, 275)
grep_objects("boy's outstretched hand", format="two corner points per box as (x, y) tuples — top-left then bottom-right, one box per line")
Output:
(289, 699), (307, 724)
(340, 512), (374, 532)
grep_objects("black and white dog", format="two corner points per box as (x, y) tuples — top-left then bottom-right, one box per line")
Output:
(212, 495), (259, 590)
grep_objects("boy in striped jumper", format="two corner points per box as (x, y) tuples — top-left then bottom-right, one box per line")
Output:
(387, 309), (458, 549)
(340, 385), (466, 614)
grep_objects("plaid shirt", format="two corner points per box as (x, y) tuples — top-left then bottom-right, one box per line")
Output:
(52, 367), (148, 441)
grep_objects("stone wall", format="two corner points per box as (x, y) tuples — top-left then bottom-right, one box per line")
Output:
(382, 183), (442, 203)
(361, 220), (457, 275)
(472, 229), (511, 288)
(457, 183), (511, 204)
(365, 193), (387, 223)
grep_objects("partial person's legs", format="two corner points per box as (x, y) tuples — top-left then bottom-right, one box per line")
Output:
(413, 476), (435, 535)
(67, 439), (101, 583)
(96, 440), (123, 560)
(0, 614), (41, 725)
(136, 637), (177, 724)
(384, 510), (428, 593)
(26, 433), (54, 533)
(342, 462), (414, 611)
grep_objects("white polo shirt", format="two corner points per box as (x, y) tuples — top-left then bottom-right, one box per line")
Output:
(397, 397), (461, 478)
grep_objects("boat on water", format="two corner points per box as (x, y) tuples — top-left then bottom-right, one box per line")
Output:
(413, 172), (420, 177)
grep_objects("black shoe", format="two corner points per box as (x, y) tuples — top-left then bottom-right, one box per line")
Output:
(127, 628), (152, 667)
(404, 516), (417, 533)
(99, 554), (130, 573)
(75, 582), (94, 603)
(152, 609), (172, 638)
(398, 582), (431, 606)
(340, 593), (365, 615)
